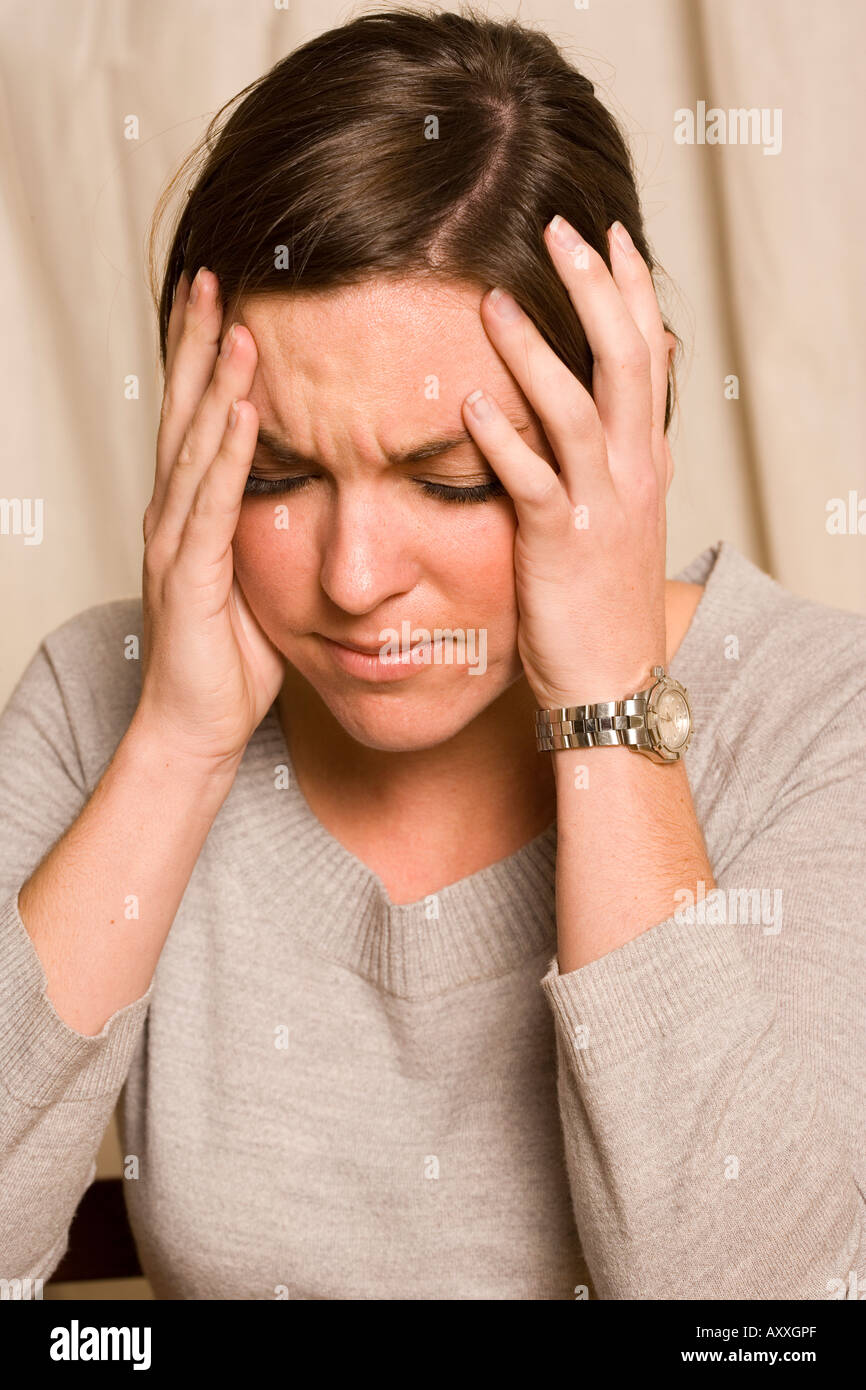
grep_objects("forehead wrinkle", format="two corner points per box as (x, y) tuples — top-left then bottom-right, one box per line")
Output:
(240, 279), (540, 468)
(254, 420), (534, 470)
(241, 278), (515, 399)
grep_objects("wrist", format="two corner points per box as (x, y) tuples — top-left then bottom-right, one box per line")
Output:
(125, 708), (245, 792)
(552, 738), (674, 783)
(532, 658), (665, 711)
(535, 662), (692, 762)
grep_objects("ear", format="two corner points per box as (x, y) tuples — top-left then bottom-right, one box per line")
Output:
(663, 329), (677, 367)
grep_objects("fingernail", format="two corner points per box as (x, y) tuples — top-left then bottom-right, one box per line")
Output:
(488, 287), (521, 321)
(611, 221), (635, 256)
(228, 398), (240, 430)
(549, 215), (583, 251)
(188, 267), (204, 306)
(465, 388), (493, 420)
(220, 323), (237, 358)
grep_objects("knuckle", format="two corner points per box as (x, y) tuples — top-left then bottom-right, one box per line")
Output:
(524, 469), (561, 509)
(176, 435), (195, 471)
(633, 463), (660, 505)
(142, 535), (169, 580)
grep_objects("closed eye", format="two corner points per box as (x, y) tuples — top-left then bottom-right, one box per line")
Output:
(243, 474), (508, 504)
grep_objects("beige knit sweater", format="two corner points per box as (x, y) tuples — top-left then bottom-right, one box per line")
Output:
(1, 539), (864, 1299)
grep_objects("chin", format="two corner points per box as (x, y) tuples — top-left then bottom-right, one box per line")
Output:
(301, 671), (504, 753)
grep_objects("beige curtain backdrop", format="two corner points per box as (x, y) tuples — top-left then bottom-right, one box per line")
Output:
(1, 0), (863, 1299)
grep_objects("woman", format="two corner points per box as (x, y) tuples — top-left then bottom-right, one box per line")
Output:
(1, 7), (863, 1301)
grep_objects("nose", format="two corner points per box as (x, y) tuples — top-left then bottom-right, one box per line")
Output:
(316, 491), (419, 616)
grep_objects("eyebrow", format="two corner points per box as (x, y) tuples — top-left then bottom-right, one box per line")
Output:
(254, 421), (532, 467)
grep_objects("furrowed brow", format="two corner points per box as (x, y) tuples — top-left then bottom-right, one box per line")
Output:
(255, 421), (532, 467)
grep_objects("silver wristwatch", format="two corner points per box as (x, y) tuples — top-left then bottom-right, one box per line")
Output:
(534, 665), (693, 763)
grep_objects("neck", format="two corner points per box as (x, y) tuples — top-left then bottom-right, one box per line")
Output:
(278, 660), (552, 829)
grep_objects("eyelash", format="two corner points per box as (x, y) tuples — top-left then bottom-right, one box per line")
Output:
(243, 475), (507, 504)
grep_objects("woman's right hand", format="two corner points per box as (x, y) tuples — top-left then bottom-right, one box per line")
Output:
(135, 267), (286, 773)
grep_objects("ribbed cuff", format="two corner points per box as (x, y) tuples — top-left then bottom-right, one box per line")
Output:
(0, 890), (153, 1105)
(540, 913), (760, 1079)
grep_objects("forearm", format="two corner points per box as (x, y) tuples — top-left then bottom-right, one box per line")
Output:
(541, 659), (866, 1299)
(547, 956), (865, 1299)
(552, 747), (714, 973)
(17, 714), (239, 1036)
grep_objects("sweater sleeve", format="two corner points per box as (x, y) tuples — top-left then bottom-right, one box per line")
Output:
(540, 681), (866, 1301)
(0, 637), (153, 1283)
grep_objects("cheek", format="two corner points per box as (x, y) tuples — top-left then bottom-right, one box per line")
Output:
(445, 509), (518, 616)
(232, 502), (316, 625)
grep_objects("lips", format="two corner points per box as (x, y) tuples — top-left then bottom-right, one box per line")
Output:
(325, 636), (389, 654)
(324, 634), (430, 654)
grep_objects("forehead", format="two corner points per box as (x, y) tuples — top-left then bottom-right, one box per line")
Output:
(235, 277), (520, 434)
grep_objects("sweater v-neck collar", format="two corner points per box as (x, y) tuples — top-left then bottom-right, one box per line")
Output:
(226, 538), (735, 994)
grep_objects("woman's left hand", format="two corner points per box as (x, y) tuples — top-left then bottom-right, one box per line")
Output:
(462, 215), (675, 710)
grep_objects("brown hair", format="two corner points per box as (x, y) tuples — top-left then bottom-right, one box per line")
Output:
(149, 3), (681, 430)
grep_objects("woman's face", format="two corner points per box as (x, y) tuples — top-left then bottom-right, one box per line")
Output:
(232, 277), (558, 751)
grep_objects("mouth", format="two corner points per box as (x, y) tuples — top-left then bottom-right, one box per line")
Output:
(325, 636), (397, 655)
(321, 633), (433, 656)
(317, 630), (440, 681)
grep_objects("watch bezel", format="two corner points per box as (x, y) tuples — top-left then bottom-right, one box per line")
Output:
(643, 668), (693, 761)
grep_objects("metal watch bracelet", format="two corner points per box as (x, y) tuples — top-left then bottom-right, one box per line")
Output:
(534, 665), (694, 763)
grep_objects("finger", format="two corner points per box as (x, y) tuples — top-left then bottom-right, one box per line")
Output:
(663, 334), (677, 493)
(176, 398), (259, 572)
(544, 215), (652, 482)
(663, 435), (675, 494)
(461, 387), (574, 545)
(479, 287), (612, 505)
(152, 267), (224, 520)
(163, 270), (191, 381)
(606, 221), (670, 488)
(156, 323), (258, 553)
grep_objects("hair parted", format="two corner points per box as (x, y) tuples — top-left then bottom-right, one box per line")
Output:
(149, 3), (681, 430)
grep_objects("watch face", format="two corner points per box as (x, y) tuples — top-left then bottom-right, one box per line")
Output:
(655, 687), (691, 750)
